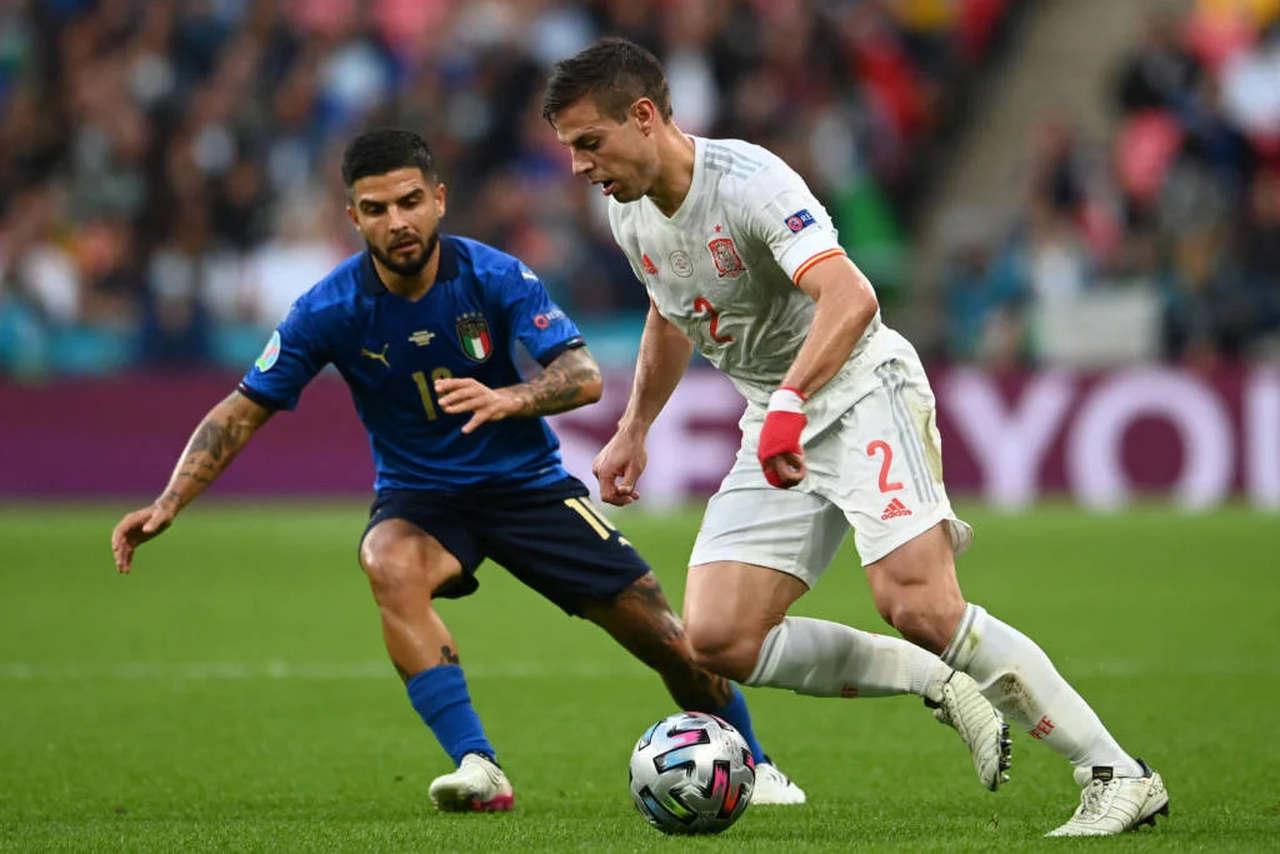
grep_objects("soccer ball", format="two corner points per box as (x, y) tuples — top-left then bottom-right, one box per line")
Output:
(628, 711), (755, 834)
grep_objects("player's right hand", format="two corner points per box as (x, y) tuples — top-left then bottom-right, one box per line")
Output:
(111, 502), (176, 574)
(592, 429), (647, 506)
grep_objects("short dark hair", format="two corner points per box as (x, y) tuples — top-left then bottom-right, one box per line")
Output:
(341, 128), (436, 187)
(542, 37), (671, 124)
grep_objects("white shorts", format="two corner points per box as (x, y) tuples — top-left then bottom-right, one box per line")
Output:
(689, 333), (972, 585)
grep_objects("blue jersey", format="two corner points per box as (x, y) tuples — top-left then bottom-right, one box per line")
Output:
(239, 236), (584, 492)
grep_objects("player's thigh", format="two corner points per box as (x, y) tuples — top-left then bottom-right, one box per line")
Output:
(688, 459), (849, 591)
(479, 479), (650, 616)
(815, 354), (973, 569)
(359, 492), (479, 598)
(864, 521), (964, 609)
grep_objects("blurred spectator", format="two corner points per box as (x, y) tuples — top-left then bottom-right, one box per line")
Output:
(947, 1), (1280, 368)
(0, 0), (1018, 376)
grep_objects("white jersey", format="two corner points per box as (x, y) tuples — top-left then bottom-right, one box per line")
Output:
(607, 135), (892, 431)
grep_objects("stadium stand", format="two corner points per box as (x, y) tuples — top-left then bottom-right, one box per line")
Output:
(0, 0), (1018, 375)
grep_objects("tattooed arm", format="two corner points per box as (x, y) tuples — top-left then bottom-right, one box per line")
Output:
(111, 391), (273, 572)
(434, 346), (603, 434)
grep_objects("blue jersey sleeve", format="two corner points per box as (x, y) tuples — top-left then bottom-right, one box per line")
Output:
(238, 300), (330, 410)
(499, 261), (584, 365)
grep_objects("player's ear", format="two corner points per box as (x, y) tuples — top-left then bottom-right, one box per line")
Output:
(345, 203), (359, 230)
(632, 98), (656, 136)
(434, 182), (447, 218)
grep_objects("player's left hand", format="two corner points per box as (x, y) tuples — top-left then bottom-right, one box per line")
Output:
(758, 387), (808, 488)
(435, 377), (521, 434)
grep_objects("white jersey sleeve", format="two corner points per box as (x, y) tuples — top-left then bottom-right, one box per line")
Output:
(737, 164), (846, 283)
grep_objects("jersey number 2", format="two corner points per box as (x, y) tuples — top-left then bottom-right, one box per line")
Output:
(412, 368), (453, 420)
(693, 296), (734, 343)
(866, 440), (904, 493)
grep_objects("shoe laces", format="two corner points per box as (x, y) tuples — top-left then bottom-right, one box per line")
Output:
(1075, 778), (1115, 820)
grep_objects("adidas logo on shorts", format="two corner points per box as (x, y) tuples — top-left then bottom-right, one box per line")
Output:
(881, 497), (913, 520)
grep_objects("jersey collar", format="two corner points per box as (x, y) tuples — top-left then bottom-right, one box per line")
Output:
(358, 235), (459, 296)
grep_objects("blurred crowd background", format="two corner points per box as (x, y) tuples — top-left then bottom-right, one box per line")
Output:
(0, 0), (1277, 378)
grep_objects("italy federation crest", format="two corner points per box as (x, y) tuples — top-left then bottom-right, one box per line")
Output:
(456, 312), (493, 362)
(707, 236), (745, 278)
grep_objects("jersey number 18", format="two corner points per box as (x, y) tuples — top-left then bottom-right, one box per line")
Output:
(411, 368), (454, 420)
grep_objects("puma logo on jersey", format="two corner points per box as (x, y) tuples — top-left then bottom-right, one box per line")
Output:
(408, 330), (435, 347)
(360, 343), (391, 367)
(642, 253), (658, 275)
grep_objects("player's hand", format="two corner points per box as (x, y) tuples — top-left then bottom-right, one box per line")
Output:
(435, 377), (521, 434)
(593, 427), (647, 506)
(758, 387), (808, 489)
(110, 502), (176, 574)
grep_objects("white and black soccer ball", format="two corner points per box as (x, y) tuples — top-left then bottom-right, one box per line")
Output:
(628, 711), (755, 835)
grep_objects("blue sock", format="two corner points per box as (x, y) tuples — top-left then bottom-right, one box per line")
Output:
(713, 685), (768, 764)
(406, 664), (496, 766)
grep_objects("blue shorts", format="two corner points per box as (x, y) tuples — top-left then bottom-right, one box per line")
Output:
(362, 476), (651, 615)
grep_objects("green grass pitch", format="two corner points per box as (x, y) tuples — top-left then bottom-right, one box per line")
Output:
(2, 502), (1278, 851)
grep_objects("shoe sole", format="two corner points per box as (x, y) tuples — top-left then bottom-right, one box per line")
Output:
(1133, 796), (1169, 830)
(431, 789), (515, 812)
(988, 719), (1012, 791)
(1046, 784), (1169, 836)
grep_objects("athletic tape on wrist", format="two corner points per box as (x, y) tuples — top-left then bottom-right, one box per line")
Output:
(767, 387), (806, 413)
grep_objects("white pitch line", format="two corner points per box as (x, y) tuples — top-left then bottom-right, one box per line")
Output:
(0, 658), (1275, 682)
(0, 659), (655, 682)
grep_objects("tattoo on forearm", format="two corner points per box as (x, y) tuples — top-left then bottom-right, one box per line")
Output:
(189, 421), (231, 461)
(441, 645), (460, 665)
(513, 348), (600, 417)
(164, 407), (259, 507)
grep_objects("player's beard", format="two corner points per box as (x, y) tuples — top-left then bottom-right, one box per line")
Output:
(369, 228), (439, 277)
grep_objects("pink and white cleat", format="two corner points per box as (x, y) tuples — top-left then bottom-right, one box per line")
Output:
(428, 753), (515, 812)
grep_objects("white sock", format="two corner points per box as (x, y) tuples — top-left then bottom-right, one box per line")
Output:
(745, 616), (953, 699)
(943, 603), (1142, 777)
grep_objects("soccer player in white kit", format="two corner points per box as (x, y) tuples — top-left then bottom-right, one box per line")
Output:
(543, 38), (1168, 837)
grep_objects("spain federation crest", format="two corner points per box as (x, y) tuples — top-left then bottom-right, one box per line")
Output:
(707, 236), (745, 278)
(456, 312), (493, 362)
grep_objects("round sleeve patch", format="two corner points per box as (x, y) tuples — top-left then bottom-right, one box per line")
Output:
(255, 330), (281, 372)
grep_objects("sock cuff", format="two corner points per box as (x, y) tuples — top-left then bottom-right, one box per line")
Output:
(406, 664), (466, 707)
(745, 620), (789, 686)
(940, 603), (986, 669)
(712, 684), (747, 715)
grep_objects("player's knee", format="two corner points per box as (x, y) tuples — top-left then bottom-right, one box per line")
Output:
(360, 534), (454, 600)
(685, 617), (760, 682)
(883, 591), (965, 654)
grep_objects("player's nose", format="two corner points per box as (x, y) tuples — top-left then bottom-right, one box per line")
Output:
(571, 150), (593, 177)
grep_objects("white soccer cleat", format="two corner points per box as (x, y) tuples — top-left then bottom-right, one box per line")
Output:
(750, 760), (806, 805)
(428, 752), (515, 812)
(1046, 760), (1168, 837)
(926, 671), (1012, 791)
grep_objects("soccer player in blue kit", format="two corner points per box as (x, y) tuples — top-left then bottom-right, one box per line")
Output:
(110, 129), (805, 812)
